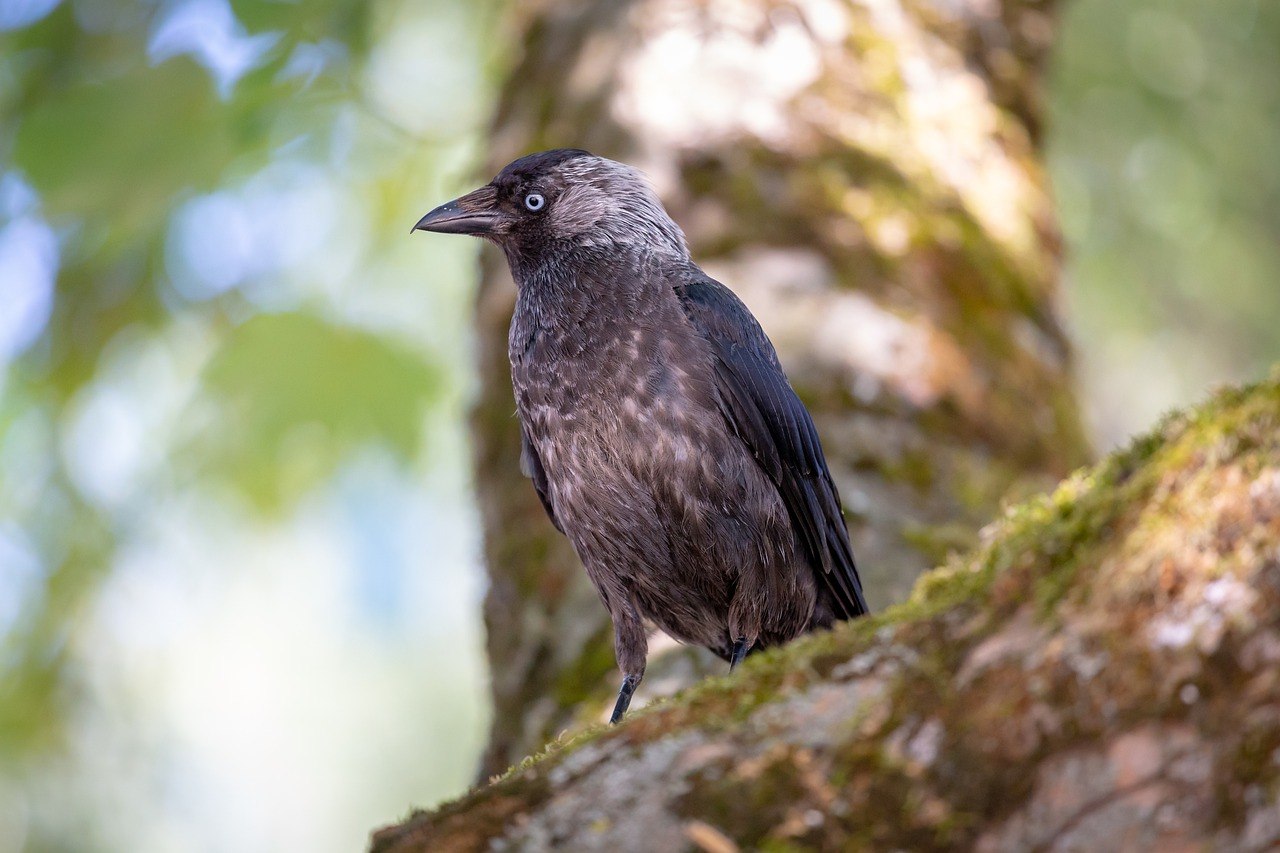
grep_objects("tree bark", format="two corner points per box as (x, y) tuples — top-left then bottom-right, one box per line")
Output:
(470, 0), (1090, 777)
(378, 375), (1280, 853)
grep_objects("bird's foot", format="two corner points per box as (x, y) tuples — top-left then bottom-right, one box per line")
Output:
(729, 637), (753, 671)
(609, 674), (642, 724)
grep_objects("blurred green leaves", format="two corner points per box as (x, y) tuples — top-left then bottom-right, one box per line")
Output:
(2, 0), (371, 400)
(0, 1), (493, 829)
(15, 61), (247, 237)
(1050, 0), (1280, 445)
(198, 311), (439, 510)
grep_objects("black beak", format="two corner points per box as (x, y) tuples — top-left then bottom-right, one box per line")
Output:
(411, 185), (500, 236)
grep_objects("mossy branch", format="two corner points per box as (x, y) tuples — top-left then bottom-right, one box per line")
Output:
(375, 373), (1280, 852)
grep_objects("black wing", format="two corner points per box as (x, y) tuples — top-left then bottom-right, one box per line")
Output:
(520, 425), (563, 534)
(675, 271), (868, 619)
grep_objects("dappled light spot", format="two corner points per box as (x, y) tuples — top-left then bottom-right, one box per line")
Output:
(614, 1), (822, 148)
(276, 40), (347, 87)
(362, 7), (486, 137)
(62, 383), (149, 510)
(147, 0), (281, 99)
(164, 163), (344, 302)
(84, 486), (486, 852)
(0, 524), (45, 641)
(58, 326), (206, 511)
(0, 0), (60, 31)
(0, 216), (57, 364)
(167, 191), (256, 299)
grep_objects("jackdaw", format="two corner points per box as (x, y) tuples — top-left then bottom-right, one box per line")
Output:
(413, 149), (868, 723)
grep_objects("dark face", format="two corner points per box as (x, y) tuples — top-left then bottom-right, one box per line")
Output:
(411, 149), (591, 249)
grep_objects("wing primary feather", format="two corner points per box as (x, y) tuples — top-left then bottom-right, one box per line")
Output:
(676, 270), (869, 621)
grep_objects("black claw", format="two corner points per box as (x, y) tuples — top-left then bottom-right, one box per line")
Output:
(610, 674), (641, 724)
(729, 637), (752, 671)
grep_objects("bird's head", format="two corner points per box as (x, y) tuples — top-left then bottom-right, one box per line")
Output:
(412, 149), (687, 260)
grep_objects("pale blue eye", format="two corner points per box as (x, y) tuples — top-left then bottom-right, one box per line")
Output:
(524, 193), (546, 212)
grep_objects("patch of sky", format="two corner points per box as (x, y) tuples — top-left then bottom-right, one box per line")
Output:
(276, 39), (348, 87)
(0, 174), (57, 367)
(164, 162), (346, 303)
(331, 449), (483, 641)
(0, 0), (61, 31)
(148, 0), (281, 99)
(362, 4), (487, 137)
(0, 524), (45, 644)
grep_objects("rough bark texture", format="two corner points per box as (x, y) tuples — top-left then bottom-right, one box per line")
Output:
(471, 0), (1091, 776)
(378, 374), (1280, 853)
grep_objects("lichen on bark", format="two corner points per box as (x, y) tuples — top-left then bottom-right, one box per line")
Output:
(375, 374), (1280, 852)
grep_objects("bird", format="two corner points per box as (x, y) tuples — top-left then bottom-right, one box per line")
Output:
(413, 149), (868, 723)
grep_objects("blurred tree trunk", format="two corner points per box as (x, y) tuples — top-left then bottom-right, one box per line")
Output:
(470, 0), (1089, 777)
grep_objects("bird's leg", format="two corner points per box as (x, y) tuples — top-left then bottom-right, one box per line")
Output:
(608, 595), (648, 724)
(609, 674), (642, 724)
(728, 577), (764, 672)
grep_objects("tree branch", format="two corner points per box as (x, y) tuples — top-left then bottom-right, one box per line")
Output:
(375, 374), (1280, 852)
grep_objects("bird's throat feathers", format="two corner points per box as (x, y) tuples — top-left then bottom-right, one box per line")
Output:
(509, 241), (675, 337)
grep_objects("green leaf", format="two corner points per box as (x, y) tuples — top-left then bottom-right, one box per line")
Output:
(17, 62), (230, 222)
(197, 311), (439, 509)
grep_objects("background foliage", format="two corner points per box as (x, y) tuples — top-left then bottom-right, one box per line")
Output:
(0, 0), (1276, 850)
(1050, 0), (1280, 444)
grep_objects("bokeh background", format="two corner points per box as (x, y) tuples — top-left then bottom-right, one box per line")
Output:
(0, 0), (1276, 850)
